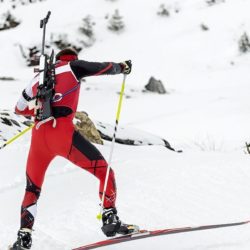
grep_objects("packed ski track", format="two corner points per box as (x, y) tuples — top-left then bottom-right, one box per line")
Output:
(1, 0), (250, 249)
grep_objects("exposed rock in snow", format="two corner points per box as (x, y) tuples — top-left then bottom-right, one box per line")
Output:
(144, 77), (167, 94)
(0, 111), (32, 144)
(0, 110), (177, 152)
(74, 111), (103, 145)
(95, 120), (177, 151)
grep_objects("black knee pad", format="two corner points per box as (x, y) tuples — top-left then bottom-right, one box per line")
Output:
(25, 175), (41, 198)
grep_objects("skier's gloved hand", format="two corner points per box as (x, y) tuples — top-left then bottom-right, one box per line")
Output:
(120, 60), (132, 74)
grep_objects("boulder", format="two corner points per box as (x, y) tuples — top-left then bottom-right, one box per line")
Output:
(0, 110), (180, 152)
(74, 111), (103, 145)
(95, 121), (178, 152)
(145, 77), (167, 94)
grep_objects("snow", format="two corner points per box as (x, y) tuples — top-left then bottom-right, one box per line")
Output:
(1, 0), (250, 249)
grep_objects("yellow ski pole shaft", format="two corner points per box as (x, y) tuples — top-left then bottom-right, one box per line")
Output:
(97, 74), (127, 220)
(0, 124), (34, 150)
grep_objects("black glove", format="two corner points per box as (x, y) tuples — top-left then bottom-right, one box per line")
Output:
(120, 60), (132, 74)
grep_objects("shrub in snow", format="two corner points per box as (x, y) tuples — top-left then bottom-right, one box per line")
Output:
(157, 4), (170, 17)
(206, 0), (225, 6)
(192, 135), (224, 152)
(245, 142), (250, 154)
(200, 23), (209, 31)
(50, 33), (82, 53)
(144, 77), (167, 94)
(108, 9), (125, 33)
(239, 32), (250, 53)
(19, 33), (83, 67)
(79, 15), (96, 47)
(26, 46), (41, 66)
(10, 0), (46, 9)
(0, 11), (20, 31)
(18, 44), (46, 66)
(0, 76), (15, 81)
(20, 0), (45, 4)
(79, 16), (95, 38)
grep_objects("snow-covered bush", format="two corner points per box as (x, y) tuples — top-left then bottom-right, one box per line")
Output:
(0, 76), (15, 81)
(79, 16), (95, 38)
(10, 0), (46, 9)
(108, 9), (125, 33)
(18, 44), (47, 66)
(79, 15), (96, 47)
(0, 11), (20, 31)
(239, 32), (250, 53)
(19, 33), (84, 67)
(245, 142), (250, 154)
(26, 46), (40, 66)
(157, 4), (170, 17)
(206, 0), (225, 6)
(200, 23), (209, 31)
(50, 33), (83, 53)
(192, 135), (224, 152)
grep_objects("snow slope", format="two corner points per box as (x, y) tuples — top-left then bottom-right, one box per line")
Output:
(1, 0), (250, 249)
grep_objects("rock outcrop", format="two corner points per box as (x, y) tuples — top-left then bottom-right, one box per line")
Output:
(74, 111), (103, 145)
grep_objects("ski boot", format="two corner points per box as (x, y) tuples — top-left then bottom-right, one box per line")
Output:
(101, 208), (139, 237)
(9, 228), (32, 250)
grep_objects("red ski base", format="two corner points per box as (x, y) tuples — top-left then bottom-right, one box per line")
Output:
(72, 220), (250, 250)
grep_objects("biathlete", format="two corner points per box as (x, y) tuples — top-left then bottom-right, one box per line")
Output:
(10, 48), (137, 250)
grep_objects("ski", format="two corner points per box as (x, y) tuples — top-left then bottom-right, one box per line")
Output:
(73, 220), (250, 250)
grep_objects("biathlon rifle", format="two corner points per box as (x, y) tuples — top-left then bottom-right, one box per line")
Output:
(34, 11), (56, 121)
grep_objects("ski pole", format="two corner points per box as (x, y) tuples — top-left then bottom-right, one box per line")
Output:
(97, 74), (127, 220)
(0, 124), (34, 150)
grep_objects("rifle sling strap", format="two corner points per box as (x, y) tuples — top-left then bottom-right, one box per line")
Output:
(22, 89), (34, 102)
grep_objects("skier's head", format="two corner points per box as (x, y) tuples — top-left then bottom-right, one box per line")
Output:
(56, 47), (78, 61)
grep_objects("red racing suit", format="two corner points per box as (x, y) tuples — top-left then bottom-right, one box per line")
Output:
(15, 58), (122, 229)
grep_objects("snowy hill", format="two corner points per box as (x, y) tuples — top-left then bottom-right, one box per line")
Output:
(1, 0), (250, 249)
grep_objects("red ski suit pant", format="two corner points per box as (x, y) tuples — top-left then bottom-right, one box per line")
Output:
(21, 117), (116, 229)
